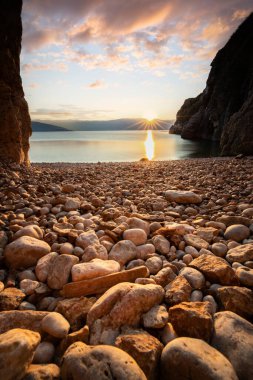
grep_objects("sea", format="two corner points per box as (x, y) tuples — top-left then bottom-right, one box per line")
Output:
(30, 130), (220, 163)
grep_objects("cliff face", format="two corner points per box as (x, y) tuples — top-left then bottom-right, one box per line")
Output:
(170, 13), (253, 156)
(0, 0), (31, 164)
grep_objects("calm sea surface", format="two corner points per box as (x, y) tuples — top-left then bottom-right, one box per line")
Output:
(30, 131), (220, 163)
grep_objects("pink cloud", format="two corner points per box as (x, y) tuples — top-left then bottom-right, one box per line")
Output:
(22, 0), (253, 73)
(87, 80), (106, 89)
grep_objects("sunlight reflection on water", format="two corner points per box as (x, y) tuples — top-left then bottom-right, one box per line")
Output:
(144, 130), (155, 160)
(30, 130), (220, 162)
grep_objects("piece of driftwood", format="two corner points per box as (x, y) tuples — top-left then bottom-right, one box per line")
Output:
(62, 265), (149, 298)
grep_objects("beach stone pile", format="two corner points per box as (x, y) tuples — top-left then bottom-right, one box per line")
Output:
(0, 157), (253, 380)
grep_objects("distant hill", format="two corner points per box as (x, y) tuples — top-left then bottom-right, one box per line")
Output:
(34, 118), (173, 131)
(32, 121), (69, 132)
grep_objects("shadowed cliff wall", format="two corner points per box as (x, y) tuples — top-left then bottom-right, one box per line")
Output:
(0, 0), (31, 164)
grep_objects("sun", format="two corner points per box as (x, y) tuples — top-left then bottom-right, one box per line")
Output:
(143, 112), (157, 122)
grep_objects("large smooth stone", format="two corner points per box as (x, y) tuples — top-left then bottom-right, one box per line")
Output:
(87, 282), (164, 345)
(123, 229), (147, 246)
(108, 240), (137, 266)
(14, 225), (43, 240)
(151, 235), (170, 255)
(127, 217), (150, 235)
(168, 301), (213, 342)
(161, 337), (238, 380)
(211, 311), (253, 380)
(0, 328), (41, 380)
(224, 224), (250, 242)
(76, 230), (99, 249)
(47, 254), (79, 289)
(217, 286), (253, 319)
(41, 312), (70, 339)
(179, 267), (205, 289)
(35, 252), (59, 283)
(61, 342), (147, 380)
(71, 259), (120, 282)
(183, 234), (209, 250)
(236, 266), (253, 286)
(190, 254), (238, 285)
(4, 236), (51, 269)
(226, 243), (253, 263)
(115, 329), (163, 380)
(164, 190), (202, 204)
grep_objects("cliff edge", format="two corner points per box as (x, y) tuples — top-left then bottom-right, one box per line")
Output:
(170, 13), (253, 156)
(0, 0), (31, 164)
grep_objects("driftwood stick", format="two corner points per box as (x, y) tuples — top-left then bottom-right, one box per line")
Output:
(62, 266), (149, 298)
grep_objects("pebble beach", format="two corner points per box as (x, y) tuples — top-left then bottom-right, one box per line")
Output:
(0, 157), (253, 380)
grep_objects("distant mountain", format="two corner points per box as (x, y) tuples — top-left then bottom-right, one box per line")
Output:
(33, 118), (173, 131)
(32, 121), (69, 132)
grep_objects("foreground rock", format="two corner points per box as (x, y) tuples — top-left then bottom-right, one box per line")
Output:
(63, 266), (149, 298)
(217, 286), (253, 319)
(115, 329), (163, 380)
(211, 311), (253, 380)
(161, 337), (238, 380)
(87, 282), (164, 344)
(168, 302), (213, 342)
(61, 342), (147, 380)
(4, 236), (50, 269)
(71, 259), (120, 282)
(190, 254), (238, 285)
(226, 243), (253, 263)
(0, 328), (40, 380)
(164, 190), (202, 204)
(0, 311), (49, 334)
(23, 364), (60, 380)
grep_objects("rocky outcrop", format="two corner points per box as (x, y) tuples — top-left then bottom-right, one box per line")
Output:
(170, 13), (253, 156)
(0, 0), (31, 164)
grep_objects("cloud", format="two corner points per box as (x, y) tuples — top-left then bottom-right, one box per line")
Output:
(28, 82), (39, 89)
(22, 0), (253, 74)
(22, 62), (68, 73)
(30, 105), (114, 120)
(87, 80), (106, 89)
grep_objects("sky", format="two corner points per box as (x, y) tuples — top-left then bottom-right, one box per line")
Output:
(21, 0), (252, 122)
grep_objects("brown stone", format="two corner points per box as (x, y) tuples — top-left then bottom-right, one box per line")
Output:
(169, 302), (213, 342)
(0, 329), (40, 380)
(218, 286), (253, 319)
(190, 254), (238, 285)
(23, 364), (60, 380)
(61, 342), (147, 380)
(55, 297), (96, 331)
(211, 311), (253, 380)
(0, 287), (25, 311)
(0, 1), (31, 164)
(226, 243), (253, 263)
(183, 234), (209, 249)
(87, 282), (164, 345)
(115, 330), (163, 380)
(57, 325), (89, 359)
(63, 265), (149, 298)
(161, 337), (238, 380)
(47, 254), (79, 290)
(0, 310), (49, 334)
(4, 236), (51, 269)
(165, 276), (192, 305)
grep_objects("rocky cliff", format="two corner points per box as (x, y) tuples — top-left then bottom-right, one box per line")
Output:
(0, 0), (31, 164)
(170, 13), (253, 156)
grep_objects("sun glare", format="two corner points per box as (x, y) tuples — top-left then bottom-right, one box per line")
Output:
(144, 130), (155, 160)
(143, 112), (157, 122)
